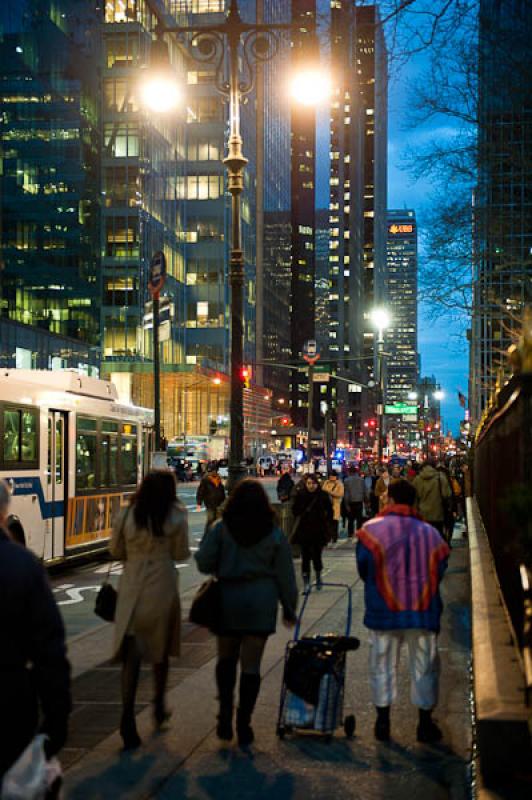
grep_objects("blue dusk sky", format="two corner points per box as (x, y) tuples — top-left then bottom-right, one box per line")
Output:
(316, 22), (470, 436)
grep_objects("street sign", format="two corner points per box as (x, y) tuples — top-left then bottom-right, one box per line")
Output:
(313, 372), (330, 383)
(304, 339), (317, 357)
(148, 250), (167, 297)
(402, 414), (417, 422)
(385, 403), (418, 416)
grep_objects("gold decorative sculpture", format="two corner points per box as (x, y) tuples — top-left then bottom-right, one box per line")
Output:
(508, 305), (532, 374)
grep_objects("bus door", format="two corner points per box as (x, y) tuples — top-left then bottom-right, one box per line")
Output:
(45, 411), (67, 560)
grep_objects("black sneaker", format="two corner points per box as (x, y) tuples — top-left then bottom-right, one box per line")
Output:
(417, 718), (442, 743)
(374, 717), (390, 741)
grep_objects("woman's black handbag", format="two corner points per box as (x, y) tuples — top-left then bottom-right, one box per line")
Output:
(189, 578), (221, 633)
(94, 579), (117, 622)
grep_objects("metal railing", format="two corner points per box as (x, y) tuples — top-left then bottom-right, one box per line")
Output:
(474, 373), (532, 672)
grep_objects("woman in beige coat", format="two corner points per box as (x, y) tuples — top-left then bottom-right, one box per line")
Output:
(110, 471), (189, 749)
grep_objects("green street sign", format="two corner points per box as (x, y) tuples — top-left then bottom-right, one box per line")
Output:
(385, 403), (418, 416)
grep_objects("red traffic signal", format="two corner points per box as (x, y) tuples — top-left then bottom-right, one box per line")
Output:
(368, 419), (376, 428)
(240, 366), (251, 388)
(281, 417), (290, 426)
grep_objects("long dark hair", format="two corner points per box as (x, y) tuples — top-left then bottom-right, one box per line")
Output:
(131, 471), (177, 537)
(222, 478), (275, 546)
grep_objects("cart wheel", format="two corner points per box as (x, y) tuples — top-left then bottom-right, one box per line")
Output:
(344, 714), (356, 738)
(277, 725), (286, 739)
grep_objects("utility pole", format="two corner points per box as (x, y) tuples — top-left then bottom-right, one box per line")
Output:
(307, 361), (314, 464)
(148, 251), (166, 452)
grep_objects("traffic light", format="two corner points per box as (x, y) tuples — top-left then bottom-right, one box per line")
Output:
(368, 419), (376, 428)
(281, 416), (290, 426)
(240, 366), (251, 388)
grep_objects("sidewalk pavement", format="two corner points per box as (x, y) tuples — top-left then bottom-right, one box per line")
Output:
(62, 533), (473, 800)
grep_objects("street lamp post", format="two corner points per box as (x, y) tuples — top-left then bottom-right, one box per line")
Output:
(142, 0), (328, 489)
(370, 308), (391, 463)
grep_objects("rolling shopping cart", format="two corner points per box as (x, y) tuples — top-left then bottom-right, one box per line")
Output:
(276, 582), (360, 741)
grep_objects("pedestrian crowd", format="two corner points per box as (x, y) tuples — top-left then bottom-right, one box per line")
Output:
(0, 455), (467, 796)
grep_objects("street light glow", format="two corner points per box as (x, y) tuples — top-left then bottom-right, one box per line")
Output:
(433, 390), (445, 400)
(408, 391), (418, 400)
(139, 73), (181, 113)
(289, 69), (331, 106)
(370, 307), (391, 331)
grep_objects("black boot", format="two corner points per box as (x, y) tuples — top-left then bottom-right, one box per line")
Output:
(153, 659), (172, 728)
(302, 573), (310, 594)
(417, 708), (442, 743)
(236, 673), (261, 747)
(216, 658), (238, 741)
(120, 637), (142, 749)
(374, 705), (390, 741)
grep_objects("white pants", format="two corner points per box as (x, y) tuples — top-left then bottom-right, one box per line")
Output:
(368, 629), (440, 710)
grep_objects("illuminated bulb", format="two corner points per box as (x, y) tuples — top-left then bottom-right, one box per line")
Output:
(139, 74), (181, 113)
(370, 307), (391, 331)
(289, 70), (331, 106)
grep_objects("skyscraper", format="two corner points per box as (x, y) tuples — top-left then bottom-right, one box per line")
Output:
(290, 0), (317, 428)
(471, 0), (532, 424)
(0, 0), (101, 372)
(328, 0), (365, 444)
(385, 209), (418, 445)
(100, 1), (189, 441)
(355, 4), (388, 408)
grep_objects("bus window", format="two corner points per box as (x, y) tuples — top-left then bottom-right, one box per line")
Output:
(120, 436), (138, 485)
(2, 407), (38, 465)
(76, 431), (97, 489)
(3, 410), (19, 461)
(100, 434), (119, 487)
(22, 410), (37, 462)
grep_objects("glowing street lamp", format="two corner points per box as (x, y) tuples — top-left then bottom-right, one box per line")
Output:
(288, 69), (331, 106)
(433, 390), (445, 401)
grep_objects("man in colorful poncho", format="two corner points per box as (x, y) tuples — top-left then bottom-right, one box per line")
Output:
(356, 478), (450, 743)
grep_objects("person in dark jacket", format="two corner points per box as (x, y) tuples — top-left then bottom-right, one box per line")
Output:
(291, 473), (333, 591)
(277, 469), (295, 502)
(195, 479), (297, 747)
(6, 513), (26, 546)
(0, 479), (71, 780)
(196, 467), (226, 527)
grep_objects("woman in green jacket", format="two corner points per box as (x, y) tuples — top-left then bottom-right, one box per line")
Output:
(195, 479), (298, 747)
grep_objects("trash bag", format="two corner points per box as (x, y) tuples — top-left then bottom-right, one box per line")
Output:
(1, 735), (62, 800)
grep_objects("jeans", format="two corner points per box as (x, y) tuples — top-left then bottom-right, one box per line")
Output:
(347, 501), (364, 536)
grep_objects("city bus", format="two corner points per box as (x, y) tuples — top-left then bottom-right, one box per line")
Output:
(0, 370), (153, 564)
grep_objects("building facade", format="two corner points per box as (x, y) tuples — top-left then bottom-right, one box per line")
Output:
(385, 209), (418, 445)
(0, 0), (101, 372)
(328, 0), (365, 445)
(289, 0), (317, 427)
(355, 4), (388, 411)
(471, 0), (532, 424)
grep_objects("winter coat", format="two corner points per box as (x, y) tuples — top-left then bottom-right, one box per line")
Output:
(196, 475), (226, 511)
(413, 466), (452, 524)
(343, 474), (366, 504)
(277, 473), (295, 502)
(195, 521), (298, 635)
(291, 486), (333, 547)
(0, 531), (71, 777)
(375, 475), (391, 510)
(110, 502), (190, 662)
(356, 505), (450, 633)
(321, 479), (344, 521)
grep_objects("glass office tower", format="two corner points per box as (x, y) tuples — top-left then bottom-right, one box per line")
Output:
(385, 209), (418, 445)
(0, 0), (100, 371)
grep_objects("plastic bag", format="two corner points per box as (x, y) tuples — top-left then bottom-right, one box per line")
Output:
(1, 735), (62, 800)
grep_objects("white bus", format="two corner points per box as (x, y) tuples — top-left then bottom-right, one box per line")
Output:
(0, 370), (153, 564)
